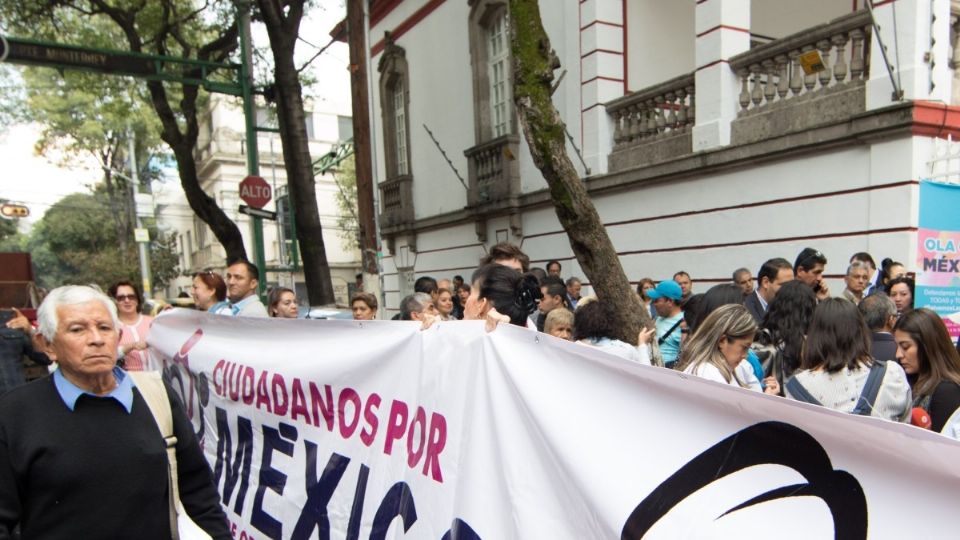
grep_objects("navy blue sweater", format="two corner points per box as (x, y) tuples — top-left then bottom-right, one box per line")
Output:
(0, 375), (230, 539)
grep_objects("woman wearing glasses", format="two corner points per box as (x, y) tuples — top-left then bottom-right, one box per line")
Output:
(108, 280), (154, 371)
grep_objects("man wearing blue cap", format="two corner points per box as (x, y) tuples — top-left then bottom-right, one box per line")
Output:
(649, 280), (685, 368)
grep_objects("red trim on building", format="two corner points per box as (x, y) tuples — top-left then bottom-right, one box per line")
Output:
(622, 0), (628, 93)
(912, 101), (960, 139)
(696, 24), (750, 39)
(614, 227), (917, 257)
(695, 58), (729, 71)
(370, 0), (404, 27)
(870, 0), (898, 7)
(581, 48), (624, 60)
(582, 75), (624, 85)
(579, 0), (584, 154)
(580, 20), (624, 32)
(371, 0), (447, 57)
(523, 180), (919, 240)
(696, 0), (710, 4)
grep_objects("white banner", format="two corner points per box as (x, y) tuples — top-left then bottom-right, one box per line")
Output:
(149, 310), (960, 539)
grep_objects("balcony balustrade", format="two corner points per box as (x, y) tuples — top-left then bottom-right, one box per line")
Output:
(730, 10), (871, 114)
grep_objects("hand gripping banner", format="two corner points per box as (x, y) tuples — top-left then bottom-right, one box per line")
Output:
(148, 310), (960, 539)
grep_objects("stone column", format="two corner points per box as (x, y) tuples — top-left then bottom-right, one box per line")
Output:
(692, 0), (751, 151)
(866, 0), (953, 109)
(580, 0), (626, 175)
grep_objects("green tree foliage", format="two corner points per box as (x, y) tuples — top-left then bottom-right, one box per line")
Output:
(332, 156), (359, 251)
(28, 192), (179, 291)
(0, 217), (18, 246)
(1, 0), (249, 262)
(0, 199), (26, 250)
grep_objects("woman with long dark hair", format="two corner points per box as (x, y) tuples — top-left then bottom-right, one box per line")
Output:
(785, 299), (911, 421)
(894, 308), (960, 434)
(753, 280), (817, 389)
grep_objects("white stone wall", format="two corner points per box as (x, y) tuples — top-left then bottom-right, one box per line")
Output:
(368, 0), (949, 315)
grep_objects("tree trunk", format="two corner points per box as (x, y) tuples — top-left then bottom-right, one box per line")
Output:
(346, 0), (379, 276)
(509, 0), (651, 344)
(142, 80), (248, 263)
(256, 0), (336, 305)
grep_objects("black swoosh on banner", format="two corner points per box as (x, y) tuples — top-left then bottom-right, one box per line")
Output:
(620, 421), (867, 540)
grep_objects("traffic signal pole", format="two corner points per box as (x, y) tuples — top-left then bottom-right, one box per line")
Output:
(127, 134), (153, 297)
(239, 4), (267, 297)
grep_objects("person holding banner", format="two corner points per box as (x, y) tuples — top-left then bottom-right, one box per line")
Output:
(463, 264), (541, 329)
(785, 299), (911, 422)
(0, 285), (231, 539)
(893, 308), (960, 435)
(108, 280), (153, 371)
(191, 270), (227, 312)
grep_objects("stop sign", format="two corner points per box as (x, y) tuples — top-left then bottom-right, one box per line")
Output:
(239, 175), (271, 209)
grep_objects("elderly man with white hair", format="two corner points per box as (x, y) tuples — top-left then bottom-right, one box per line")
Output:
(0, 285), (230, 539)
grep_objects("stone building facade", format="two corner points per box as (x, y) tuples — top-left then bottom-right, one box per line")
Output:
(367, 0), (960, 315)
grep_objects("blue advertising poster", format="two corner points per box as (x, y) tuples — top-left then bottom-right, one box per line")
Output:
(916, 181), (960, 339)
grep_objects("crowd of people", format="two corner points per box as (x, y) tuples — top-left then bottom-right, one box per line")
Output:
(2, 241), (960, 537)
(353, 243), (960, 437)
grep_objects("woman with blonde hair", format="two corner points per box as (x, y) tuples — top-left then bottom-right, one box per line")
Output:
(678, 304), (779, 395)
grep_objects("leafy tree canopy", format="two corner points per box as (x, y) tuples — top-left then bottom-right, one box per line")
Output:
(28, 191), (179, 291)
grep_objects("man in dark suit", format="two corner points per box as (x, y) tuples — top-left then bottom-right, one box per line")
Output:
(858, 292), (898, 362)
(745, 258), (794, 323)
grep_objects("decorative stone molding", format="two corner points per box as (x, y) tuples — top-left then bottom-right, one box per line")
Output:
(729, 10), (871, 114)
(377, 33), (415, 246)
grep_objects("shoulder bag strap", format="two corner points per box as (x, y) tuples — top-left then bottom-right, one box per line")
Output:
(852, 361), (888, 416)
(785, 376), (823, 407)
(129, 372), (181, 540)
(658, 319), (683, 346)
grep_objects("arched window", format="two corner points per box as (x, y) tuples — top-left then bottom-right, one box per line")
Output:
(378, 36), (411, 181)
(469, 0), (515, 143)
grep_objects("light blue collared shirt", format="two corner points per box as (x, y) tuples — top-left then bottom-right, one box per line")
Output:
(53, 367), (135, 413)
(224, 295), (259, 316)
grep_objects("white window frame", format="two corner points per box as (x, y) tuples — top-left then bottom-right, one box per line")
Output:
(393, 81), (408, 176)
(487, 10), (510, 138)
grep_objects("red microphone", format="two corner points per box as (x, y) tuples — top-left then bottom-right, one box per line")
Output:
(911, 408), (932, 429)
